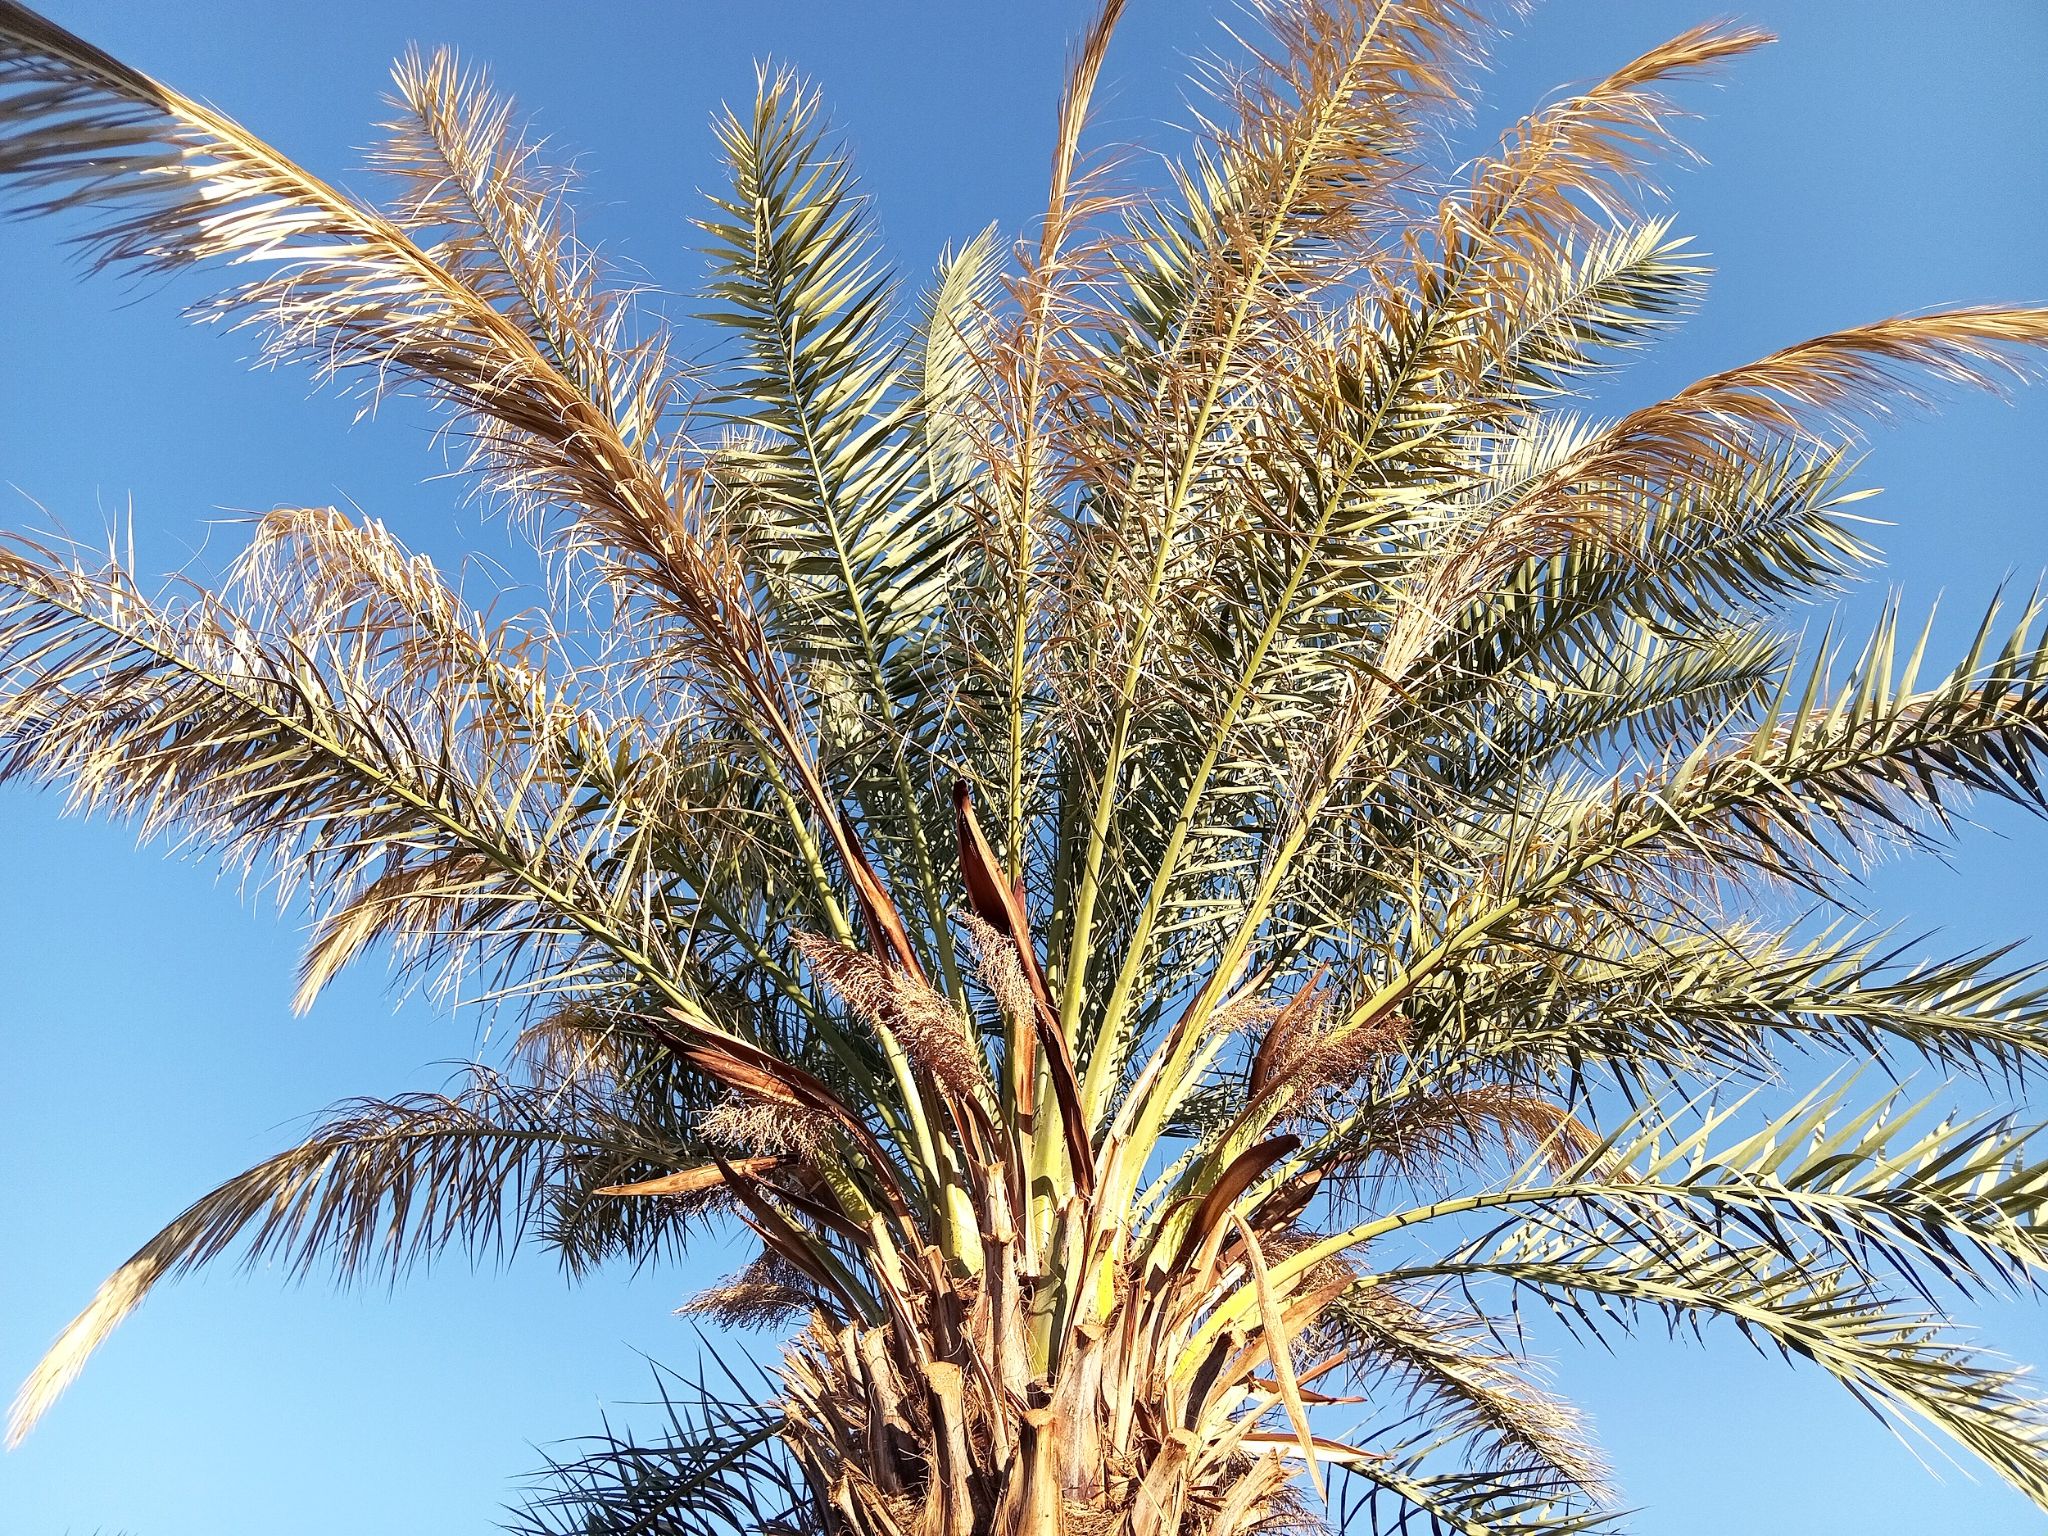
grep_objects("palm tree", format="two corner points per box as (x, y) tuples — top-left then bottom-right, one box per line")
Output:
(5, 1), (2048, 1530)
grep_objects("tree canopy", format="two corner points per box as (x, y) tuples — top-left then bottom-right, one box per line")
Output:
(4, 3), (2048, 1532)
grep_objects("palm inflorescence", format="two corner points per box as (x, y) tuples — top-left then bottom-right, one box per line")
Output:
(6, 3), (2048, 1533)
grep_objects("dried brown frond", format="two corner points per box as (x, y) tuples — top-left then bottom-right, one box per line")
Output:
(1201, 0), (1491, 280)
(1044, 0), (1128, 268)
(1669, 308), (2048, 429)
(6, 1066), (628, 1445)
(0, 5), (667, 530)
(1411, 21), (1770, 392)
(374, 45), (676, 450)
(1447, 20), (1771, 262)
(1526, 309), (2048, 518)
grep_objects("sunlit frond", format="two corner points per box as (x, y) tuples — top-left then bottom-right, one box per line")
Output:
(5, 1), (2048, 1530)
(6, 1064), (694, 1445)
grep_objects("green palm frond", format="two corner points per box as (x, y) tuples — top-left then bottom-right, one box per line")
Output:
(5, 2), (2048, 1531)
(1330, 1456), (1624, 1536)
(1492, 219), (1706, 396)
(1415, 1239), (2048, 1505)
(700, 67), (976, 992)
(512, 1360), (814, 1536)
(703, 70), (953, 675)
(1395, 921), (2048, 1093)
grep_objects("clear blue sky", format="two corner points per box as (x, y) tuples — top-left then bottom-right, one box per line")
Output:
(2, 2), (2045, 1531)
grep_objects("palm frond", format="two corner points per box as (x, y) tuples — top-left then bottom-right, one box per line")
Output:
(375, 45), (677, 461)
(8, 1065), (681, 1446)
(511, 1359), (815, 1536)
(6, 3), (2048, 1530)
(1411, 1237), (2048, 1506)
(0, 529), (709, 1019)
